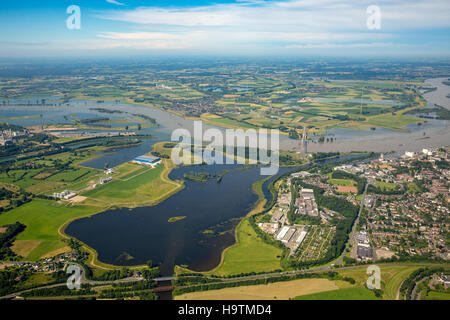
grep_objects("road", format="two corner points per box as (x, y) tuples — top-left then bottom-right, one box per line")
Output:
(334, 182), (369, 266)
(1, 261), (448, 300)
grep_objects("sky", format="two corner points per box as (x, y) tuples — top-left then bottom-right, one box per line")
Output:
(0, 0), (449, 58)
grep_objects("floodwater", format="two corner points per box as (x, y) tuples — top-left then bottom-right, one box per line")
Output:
(65, 164), (292, 275)
(1, 78), (448, 157)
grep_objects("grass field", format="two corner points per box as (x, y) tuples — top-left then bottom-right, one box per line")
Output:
(422, 291), (450, 300)
(294, 287), (380, 300)
(328, 179), (356, 186)
(337, 265), (422, 300)
(175, 278), (340, 300)
(82, 159), (184, 207)
(0, 199), (101, 260)
(205, 219), (283, 276)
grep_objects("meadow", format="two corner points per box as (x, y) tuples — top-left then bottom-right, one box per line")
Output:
(82, 159), (184, 208)
(204, 219), (283, 276)
(0, 199), (101, 260)
(294, 287), (380, 300)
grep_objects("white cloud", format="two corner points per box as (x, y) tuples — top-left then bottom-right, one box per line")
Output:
(6, 0), (446, 56)
(97, 0), (450, 30)
(106, 0), (125, 6)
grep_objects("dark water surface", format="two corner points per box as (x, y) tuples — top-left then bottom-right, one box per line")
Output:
(65, 154), (360, 276)
(66, 164), (294, 275)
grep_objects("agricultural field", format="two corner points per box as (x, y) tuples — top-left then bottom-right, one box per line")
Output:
(0, 63), (428, 137)
(0, 199), (101, 260)
(294, 287), (380, 300)
(176, 264), (439, 300)
(0, 147), (104, 196)
(175, 278), (341, 300)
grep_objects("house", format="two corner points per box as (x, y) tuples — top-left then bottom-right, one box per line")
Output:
(439, 275), (450, 288)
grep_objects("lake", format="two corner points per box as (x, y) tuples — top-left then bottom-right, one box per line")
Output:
(65, 163), (295, 275)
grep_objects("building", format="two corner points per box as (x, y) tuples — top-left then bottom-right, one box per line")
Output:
(295, 231), (308, 244)
(357, 243), (373, 259)
(272, 210), (285, 223)
(53, 190), (76, 200)
(258, 223), (279, 235)
(276, 226), (290, 241)
(100, 177), (112, 184)
(357, 231), (370, 244)
(439, 275), (450, 288)
(364, 195), (375, 208)
(296, 188), (319, 216)
(132, 155), (161, 167)
(291, 171), (311, 179)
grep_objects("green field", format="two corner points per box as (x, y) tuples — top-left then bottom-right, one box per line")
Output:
(0, 199), (100, 260)
(328, 179), (356, 186)
(422, 291), (450, 300)
(337, 265), (422, 300)
(206, 219), (283, 276)
(294, 287), (380, 300)
(82, 160), (183, 207)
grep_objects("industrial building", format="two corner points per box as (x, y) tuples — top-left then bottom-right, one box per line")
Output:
(296, 188), (319, 217)
(100, 177), (113, 185)
(357, 243), (373, 259)
(53, 190), (76, 200)
(132, 155), (161, 167)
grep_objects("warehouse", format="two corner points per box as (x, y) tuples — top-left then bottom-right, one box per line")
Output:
(132, 155), (161, 167)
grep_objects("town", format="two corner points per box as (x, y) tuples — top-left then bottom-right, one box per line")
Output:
(259, 146), (450, 265)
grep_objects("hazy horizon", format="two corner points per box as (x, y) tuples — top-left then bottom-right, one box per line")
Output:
(1, 0), (449, 58)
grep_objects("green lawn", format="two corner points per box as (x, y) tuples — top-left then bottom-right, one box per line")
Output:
(294, 287), (381, 300)
(384, 266), (420, 300)
(422, 291), (450, 300)
(81, 161), (183, 207)
(0, 199), (101, 260)
(366, 113), (419, 130)
(328, 179), (356, 186)
(207, 219), (283, 276)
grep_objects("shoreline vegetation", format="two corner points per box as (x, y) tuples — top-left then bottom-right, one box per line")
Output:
(168, 216), (186, 223)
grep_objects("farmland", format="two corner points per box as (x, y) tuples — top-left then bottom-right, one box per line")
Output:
(294, 287), (380, 300)
(175, 278), (341, 300)
(0, 199), (100, 260)
(0, 62), (429, 138)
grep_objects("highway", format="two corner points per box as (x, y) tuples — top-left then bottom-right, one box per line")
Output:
(2, 261), (448, 300)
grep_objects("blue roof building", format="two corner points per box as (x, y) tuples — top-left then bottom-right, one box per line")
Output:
(133, 155), (161, 165)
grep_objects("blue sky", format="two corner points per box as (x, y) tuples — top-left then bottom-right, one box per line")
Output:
(0, 0), (449, 57)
